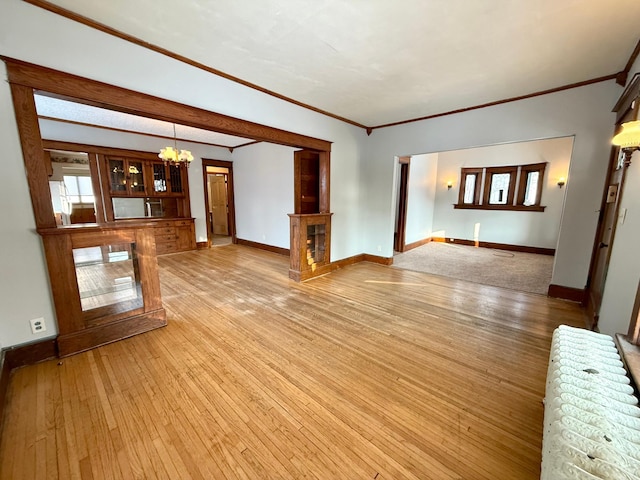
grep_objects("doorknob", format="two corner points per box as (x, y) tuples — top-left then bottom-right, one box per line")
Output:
(599, 242), (609, 248)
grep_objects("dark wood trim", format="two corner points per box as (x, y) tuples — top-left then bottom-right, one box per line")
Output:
(627, 278), (640, 344)
(319, 151), (331, 214)
(458, 168), (482, 206)
(613, 72), (640, 123)
(236, 238), (290, 256)
(617, 39), (640, 87)
(9, 83), (56, 229)
(3, 57), (332, 152)
(39, 115), (240, 150)
(292, 252), (395, 282)
(57, 310), (166, 358)
(404, 237), (432, 252)
(362, 254), (394, 266)
(431, 237), (555, 256)
(202, 159), (237, 244)
(3, 339), (58, 369)
(21, 0), (368, 130)
(483, 165), (517, 206)
(370, 74), (618, 131)
(0, 350), (10, 433)
(44, 139), (165, 160)
(196, 241), (208, 250)
(547, 284), (587, 304)
(516, 162), (547, 206)
(453, 204), (546, 212)
(394, 162), (410, 252)
(615, 334), (640, 393)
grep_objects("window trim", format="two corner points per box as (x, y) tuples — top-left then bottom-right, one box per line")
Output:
(516, 162), (546, 207)
(483, 166), (517, 206)
(454, 162), (547, 212)
(458, 168), (483, 205)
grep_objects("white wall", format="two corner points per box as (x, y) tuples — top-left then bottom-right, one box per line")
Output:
(232, 143), (295, 249)
(404, 153), (438, 245)
(0, 0), (366, 348)
(598, 56), (640, 337)
(364, 81), (621, 290)
(429, 137), (573, 248)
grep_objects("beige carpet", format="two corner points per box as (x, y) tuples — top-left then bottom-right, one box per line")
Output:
(392, 242), (553, 295)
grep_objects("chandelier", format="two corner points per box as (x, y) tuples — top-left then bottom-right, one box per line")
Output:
(158, 123), (194, 167)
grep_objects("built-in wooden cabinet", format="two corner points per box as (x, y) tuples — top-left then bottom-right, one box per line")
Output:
(153, 218), (196, 255)
(289, 149), (332, 281)
(97, 153), (195, 254)
(288, 213), (332, 281)
(38, 223), (167, 357)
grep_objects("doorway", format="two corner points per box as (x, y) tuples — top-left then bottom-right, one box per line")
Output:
(202, 159), (236, 247)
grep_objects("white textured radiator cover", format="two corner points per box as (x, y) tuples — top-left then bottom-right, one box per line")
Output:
(542, 325), (640, 479)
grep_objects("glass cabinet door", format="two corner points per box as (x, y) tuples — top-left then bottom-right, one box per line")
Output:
(109, 159), (127, 193)
(168, 165), (183, 194)
(152, 163), (168, 193)
(128, 161), (146, 194)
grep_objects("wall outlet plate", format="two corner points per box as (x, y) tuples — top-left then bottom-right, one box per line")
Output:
(30, 317), (46, 334)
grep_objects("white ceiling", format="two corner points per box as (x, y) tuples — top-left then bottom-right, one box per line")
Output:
(41, 1), (640, 127)
(35, 94), (255, 148)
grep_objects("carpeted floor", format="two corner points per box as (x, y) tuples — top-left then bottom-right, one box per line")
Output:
(392, 242), (554, 295)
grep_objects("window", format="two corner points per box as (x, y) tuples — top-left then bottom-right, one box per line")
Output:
(63, 175), (95, 204)
(458, 168), (482, 205)
(484, 166), (517, 206)
(455, 162), (546, 211)
(517, 163), (546, 207)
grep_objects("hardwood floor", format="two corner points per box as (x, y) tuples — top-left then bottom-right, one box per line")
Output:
(0, 245), (586, 479)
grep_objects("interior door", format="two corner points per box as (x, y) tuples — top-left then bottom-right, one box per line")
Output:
(209, 174), (229, 235)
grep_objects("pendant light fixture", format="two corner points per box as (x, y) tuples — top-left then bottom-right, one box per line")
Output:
(158, 123), (194, 167)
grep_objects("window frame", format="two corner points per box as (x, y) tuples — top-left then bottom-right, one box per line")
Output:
(458, 167), (483, 205)
(454, 163), (547, 212)
(482, 166), (517, 206)
(516, 162), (546, 207)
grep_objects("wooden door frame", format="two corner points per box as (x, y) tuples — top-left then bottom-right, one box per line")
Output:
(394, 158), (410, 253)
(4, 57), (331, 232)
(202, 159), (236, 246)
(585, 73), (640, 329)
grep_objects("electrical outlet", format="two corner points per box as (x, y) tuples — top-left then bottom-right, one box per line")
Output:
(30, 317), (46, 334)
(377, 245), (382, 252)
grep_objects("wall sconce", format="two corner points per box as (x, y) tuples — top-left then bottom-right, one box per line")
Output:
(557, 177), (566, 188)
(447, 180), (453, 190)
(612, 120), (640, 167)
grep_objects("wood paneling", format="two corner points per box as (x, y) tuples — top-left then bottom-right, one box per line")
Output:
(4, 58), (332, 152)
(9, 84), (56, 229)
(0, 245), (587, 479)
(38, 223), (167, 357)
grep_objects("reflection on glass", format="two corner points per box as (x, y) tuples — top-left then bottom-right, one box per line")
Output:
(489, 173), (511, 204)
(109, 159), (126, 192)
(306, 224), (326, 267)
(153, 163), (167, 192)
(128, 161), (145, 193)
(112, 197), (179, 219)
(73, 244), (142, 312)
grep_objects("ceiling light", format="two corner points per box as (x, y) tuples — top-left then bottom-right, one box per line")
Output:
(158, 124), (194, 167)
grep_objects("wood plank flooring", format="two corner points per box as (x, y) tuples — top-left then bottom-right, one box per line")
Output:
(0, 245), (587, 479)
